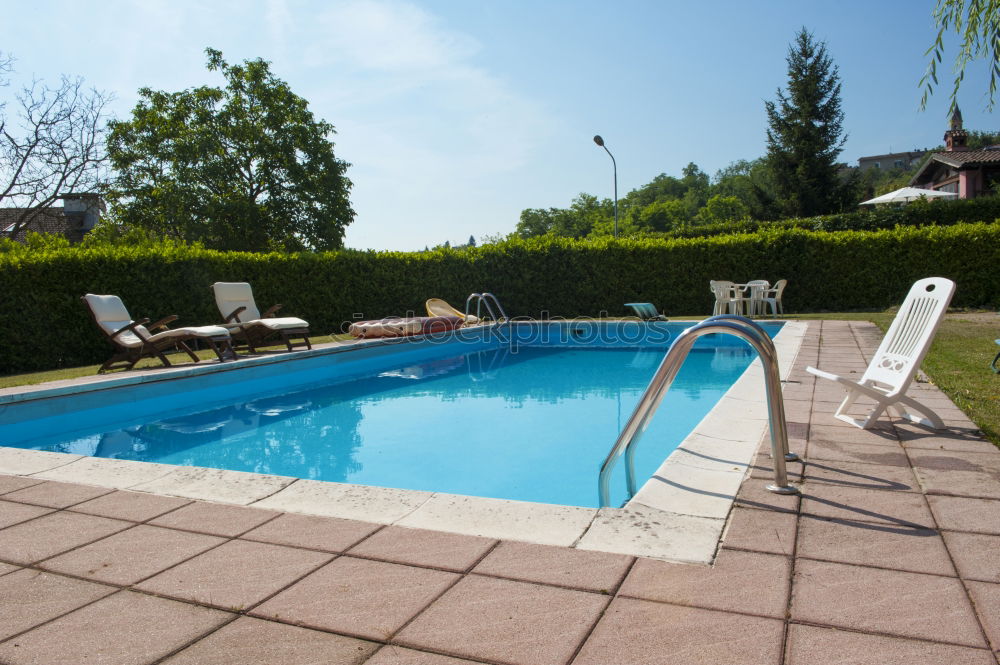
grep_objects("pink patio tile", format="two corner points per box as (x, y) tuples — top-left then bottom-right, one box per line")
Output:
(895, 425), (996, 452)
(791, 559), (985, 647)
(796, 515), (956, 576)
(734, 479), (801, 513)
(618, 549), (789, 618)
(41, 524), (225, 586)
(0, 475), (44, 495)
(749, 454), (805, 482)
(908, 448), (1000, 471)
(70, 490), (191, 522)
(366, 647), (489, 665)
(805, 440), (909, 467)
(472, 540), (632, 592)
(351, 525), (495, 572)
(927, 495), (1000, 534)
(803, 460), (918, 492)
(572, 597), (783, 665)
(965, 581), (1000, 653)
(137, 539), (331, 610)
(242, 513), (381, 553)
(0, 499), (53, 529)
(942, 531), (1000, 583)
(0, 569), (115, 641)
(253, 556), (458, 641)
(1, 480), (112, 509)
(785, 623), (996, 665)
(913, 466), (1000, 500)
(809, 425), (899, 447)
(0, 590), (230, 665)
(149, 500), (278, 537)
(162, 616), (378, 665)
(720, 506), (797, 556)
(395, 575), (607, 665)
(800, 483), (934, 528)
(0, 511), (131, 565)
(0, 562), (18, 576)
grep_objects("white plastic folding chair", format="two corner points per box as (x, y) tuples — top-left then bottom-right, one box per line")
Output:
(745, 280), (770, 317)
(806, 277), (956, 429)
(761, 279), (787, 317)
(710, 280), (745, 315)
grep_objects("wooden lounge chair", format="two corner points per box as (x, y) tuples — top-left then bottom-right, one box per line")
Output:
(211, 282), (311, 353)
(806, 277), (956, 429)
(82, 294), (234, 373)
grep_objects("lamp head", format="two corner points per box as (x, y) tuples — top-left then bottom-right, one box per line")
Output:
(593, 135), (604, 147)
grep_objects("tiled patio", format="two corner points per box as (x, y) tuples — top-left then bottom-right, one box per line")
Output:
(0, 319), (998, 665)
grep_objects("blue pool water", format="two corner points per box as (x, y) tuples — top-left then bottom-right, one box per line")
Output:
(5, 334), (764, 508)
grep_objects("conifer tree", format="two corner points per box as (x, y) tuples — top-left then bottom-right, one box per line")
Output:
(765, 29), (849, 217)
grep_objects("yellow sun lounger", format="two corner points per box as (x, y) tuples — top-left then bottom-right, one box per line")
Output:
(425, 298), (479, 323)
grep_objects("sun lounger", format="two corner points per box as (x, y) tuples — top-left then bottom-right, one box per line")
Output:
(82, 294), (234, 373)
(211, 282), (311, 353)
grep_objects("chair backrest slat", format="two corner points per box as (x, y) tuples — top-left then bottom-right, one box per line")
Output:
(861, 277), (955, 393)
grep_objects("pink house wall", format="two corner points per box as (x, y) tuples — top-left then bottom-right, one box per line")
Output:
(958, 170), (977, 198)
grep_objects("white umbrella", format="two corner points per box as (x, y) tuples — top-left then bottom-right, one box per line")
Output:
(859, 186), (958, 205)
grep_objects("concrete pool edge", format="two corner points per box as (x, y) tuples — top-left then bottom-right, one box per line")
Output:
(0, 320), (807, 564)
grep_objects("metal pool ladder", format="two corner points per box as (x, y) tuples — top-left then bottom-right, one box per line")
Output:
(598, 314), (801, 508)
(465, 292), (508, 323)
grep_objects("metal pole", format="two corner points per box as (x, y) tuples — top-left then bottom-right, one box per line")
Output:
(593, 135), (619, 238)
(603, 145), (618, 238)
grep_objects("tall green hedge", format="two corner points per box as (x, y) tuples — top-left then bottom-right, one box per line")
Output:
(2, 222), (998, 373)
(666, 196), (1000, 239)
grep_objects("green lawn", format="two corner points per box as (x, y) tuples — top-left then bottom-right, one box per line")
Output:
(2, 316), (997, 445)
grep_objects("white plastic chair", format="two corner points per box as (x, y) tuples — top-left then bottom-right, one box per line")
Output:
(806, 277), (956, 429)
(710, 280), (745, 315)
(761, 279), (787, 317)
(745, 280), (770, 317)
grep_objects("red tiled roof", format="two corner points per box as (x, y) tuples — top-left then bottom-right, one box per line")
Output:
(929, 150), (1000, 167)
(0, 207), (69, 242)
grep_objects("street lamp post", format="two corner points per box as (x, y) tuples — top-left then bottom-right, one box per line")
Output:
(593, 135), (618, 238)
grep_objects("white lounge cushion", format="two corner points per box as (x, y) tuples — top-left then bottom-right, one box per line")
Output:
(83, 294), (230, 348)
(212, 282), (262, 321)
(223, 317), (308, 332)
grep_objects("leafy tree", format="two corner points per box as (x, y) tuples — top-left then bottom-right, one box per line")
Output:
(921, 0), (1000, 110)
(468, 235), (476, 247)
(695, 195), (750, 224)
(638, 199), (690, 232)
(1, 52), (111, 240)
(765, 29), (850, 218)
(106, 48), (353, 252)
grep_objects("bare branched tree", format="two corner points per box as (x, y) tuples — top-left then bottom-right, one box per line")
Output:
(0, 52), (112, 239)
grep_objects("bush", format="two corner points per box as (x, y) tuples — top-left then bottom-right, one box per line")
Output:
(1, 223), (998, 373)
(663, 196), (1000, 239)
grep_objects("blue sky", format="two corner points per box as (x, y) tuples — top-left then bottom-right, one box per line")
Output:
(2, 0), (995, 250)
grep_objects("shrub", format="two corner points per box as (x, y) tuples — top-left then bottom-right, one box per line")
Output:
(1, 223), (997, 373)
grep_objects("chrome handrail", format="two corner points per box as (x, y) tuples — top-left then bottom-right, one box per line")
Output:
(465, 292), (508, 323)
(599, 315), (800, 507)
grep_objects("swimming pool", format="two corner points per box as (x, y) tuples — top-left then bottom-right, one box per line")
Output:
(0, 321), (782, 509)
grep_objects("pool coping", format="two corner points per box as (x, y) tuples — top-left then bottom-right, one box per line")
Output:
(0, 320), (807, 564)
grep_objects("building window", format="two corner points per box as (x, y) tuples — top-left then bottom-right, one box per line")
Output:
(894, 159), (904, 168)
(873, 162), (880, 169)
